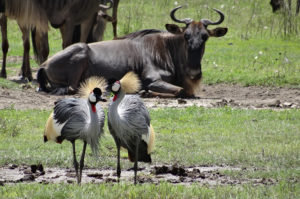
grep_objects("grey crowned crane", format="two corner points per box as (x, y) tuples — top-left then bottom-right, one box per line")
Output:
(108, 72), (155, 184)
(43, 77), (107, 184)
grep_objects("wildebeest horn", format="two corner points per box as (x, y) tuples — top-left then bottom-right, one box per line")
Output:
(99, 0), (113, 10)
(201, 9), (225, 26)
(170, 6), (193, 25)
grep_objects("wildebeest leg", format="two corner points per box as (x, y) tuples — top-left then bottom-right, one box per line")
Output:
(112, 0), (119, 38)
(79, 18), (94, 43)
(297, 0), (300, 15)
(147, 79), (184, 97)
(19, 24), (32, 81)
(60, 23), (75, 49)
(0, 14), (8, 78)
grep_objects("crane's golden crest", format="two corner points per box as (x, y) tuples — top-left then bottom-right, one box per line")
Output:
(120, 72), (141, 94)
(79, 76), (107, 99)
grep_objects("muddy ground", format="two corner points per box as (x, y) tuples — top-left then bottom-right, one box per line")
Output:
(0, 75), (299, 110)
(0, 73), (299, 186)
(0, 163), (281, 186)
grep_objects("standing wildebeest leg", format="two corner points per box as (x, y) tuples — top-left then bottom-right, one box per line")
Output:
(79, 18), (95, 43)
(98, 0), (119, 38)
(112, 0), (119, 38)
(297, 0), (300, 15)
(0, 14), (8, 78)
(18, 24), (32, 81)
(60, 23), (75, 49)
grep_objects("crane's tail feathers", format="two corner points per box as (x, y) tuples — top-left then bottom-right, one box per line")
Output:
(120, 71), (141, 94)
(79, 76), (107, 99)
(148, 124), (155, 154)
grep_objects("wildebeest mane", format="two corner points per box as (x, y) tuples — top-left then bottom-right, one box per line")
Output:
(116, 29), (164, 40)
(135, 31), (187, 79)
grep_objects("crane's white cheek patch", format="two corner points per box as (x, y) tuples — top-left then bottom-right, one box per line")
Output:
(112, 83), (120, 92)
(89, 93), (96, 103)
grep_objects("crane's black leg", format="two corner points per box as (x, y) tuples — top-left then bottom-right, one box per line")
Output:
(79, 141), (87, 184)
(117, 144), (121, 182)
(134, 140), (140, 185)
(71, 141), (79, 184)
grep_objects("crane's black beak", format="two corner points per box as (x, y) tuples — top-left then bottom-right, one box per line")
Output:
(100, 98), (107, 102)
(96, 96), (107, 102)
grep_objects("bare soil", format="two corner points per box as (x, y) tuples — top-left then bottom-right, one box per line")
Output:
(0, 76), (299, 110)
(0, 163), (280, 186)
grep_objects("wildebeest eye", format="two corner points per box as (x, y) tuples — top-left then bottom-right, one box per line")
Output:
(202, 33), (209, 41)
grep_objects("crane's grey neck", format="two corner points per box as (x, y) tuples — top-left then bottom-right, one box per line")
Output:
(112, 89), (126, 105)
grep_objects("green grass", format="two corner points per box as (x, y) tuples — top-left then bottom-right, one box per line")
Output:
(0, 182), (299, 199)
(0, 107), (299, 198)
(1, 107), (299, 170)
(0, 0), (300, 198)
(1, 0), (299, 88)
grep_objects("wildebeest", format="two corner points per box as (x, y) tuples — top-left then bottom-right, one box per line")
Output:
(37, 6), (228, 97)
(270, 0), (300, 14)
(0, 0), (115, 81)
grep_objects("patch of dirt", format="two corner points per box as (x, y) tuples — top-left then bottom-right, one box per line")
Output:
(0, 76), (299, 110)
(0, 164), (279, 186)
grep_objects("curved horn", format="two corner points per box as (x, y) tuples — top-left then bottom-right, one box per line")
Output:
(99, 0), (113, 10)
(201, 8), (225, 26)
(170, 6), (193, 24)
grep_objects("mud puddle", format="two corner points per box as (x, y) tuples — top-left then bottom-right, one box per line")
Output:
(0, 164), (278, 186)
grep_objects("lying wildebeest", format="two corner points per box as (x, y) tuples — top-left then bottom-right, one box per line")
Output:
(0, 0), (115, 81)
(37, 6), (228, 97)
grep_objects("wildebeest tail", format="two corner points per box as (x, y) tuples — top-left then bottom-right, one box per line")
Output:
(31, 28), (49, 64)
(37, 67), (50, 93)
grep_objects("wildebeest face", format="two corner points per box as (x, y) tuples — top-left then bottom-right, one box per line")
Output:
(166, 6), (227, 51)
(184, 22), (209, 50)
(166, 22), (228, 51)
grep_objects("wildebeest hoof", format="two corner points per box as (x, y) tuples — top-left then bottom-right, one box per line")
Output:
(175, 89), (185, 97)
(0, 72), (7, 78)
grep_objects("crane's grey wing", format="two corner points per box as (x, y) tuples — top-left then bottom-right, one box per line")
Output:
(118, 95), (152, 162)
(118, 95), (150, 136)
(54, 98), (90, 141)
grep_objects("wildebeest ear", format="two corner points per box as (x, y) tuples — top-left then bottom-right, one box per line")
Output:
(209, 27), (228, 37)
(165, 24), (182, 34)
